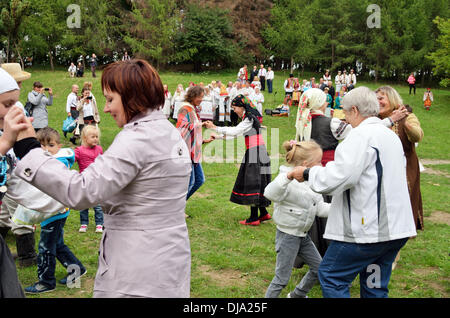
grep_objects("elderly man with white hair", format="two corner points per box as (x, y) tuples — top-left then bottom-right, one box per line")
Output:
(288, 86), (416, 298)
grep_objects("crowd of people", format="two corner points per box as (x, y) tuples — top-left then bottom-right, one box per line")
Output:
(0, 58), (428, 299)
(163, 78), (267, 126)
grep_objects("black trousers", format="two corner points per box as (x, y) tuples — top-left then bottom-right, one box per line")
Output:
(260, 76), (266, 91)
(409, 84), (416, 95)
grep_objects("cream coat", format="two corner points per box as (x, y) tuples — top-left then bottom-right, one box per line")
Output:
(15, 109), (192, 298)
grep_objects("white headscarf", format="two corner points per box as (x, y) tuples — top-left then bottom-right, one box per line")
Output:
(0, 68), (19, 94)
(295, 88), (327, 142)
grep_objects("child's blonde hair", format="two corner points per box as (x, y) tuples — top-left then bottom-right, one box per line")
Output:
(81, 124), (100, 146)
(283, 140), (322, 167)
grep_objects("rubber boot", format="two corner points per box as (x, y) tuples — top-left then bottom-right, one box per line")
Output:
(15, 232), (37, 267)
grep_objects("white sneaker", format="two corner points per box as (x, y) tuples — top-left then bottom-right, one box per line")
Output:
(287, 292), (308, 298)
(95, 225), (103, 233)
(79, 225), (87, 233)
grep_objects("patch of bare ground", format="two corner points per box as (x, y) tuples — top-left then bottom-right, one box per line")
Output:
(422, 166), (450, 178)
(198, 264), (248, 288)
(412, 267), (448, 295)
(425, 211), (450, 225)
(421, 159), (450, 165)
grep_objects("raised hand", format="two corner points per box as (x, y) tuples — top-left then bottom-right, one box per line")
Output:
(0, 107), (32, 154)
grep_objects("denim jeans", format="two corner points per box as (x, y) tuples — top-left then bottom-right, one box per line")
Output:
(265, 230), (322, 298)
(318, 238), (408, 298)
(38, 218), (85, 288)
(80, 205), (104, 226)
(267, 80), (273, 93)
(187, 163), (205, 200)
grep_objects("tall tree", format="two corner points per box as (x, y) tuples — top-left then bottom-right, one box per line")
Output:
(124, 0), (180, 68)
(23, 0), (70, 71)
(174, 4), (238, 72)
(0, 0), (30, 66)
(427, 17), (450, 87)
(262, 0), (315, 74)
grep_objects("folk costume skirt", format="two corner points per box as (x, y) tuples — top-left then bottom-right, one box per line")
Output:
(230, 144), (271, 207)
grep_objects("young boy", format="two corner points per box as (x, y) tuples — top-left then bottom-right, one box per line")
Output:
(24, 127), (86, 294)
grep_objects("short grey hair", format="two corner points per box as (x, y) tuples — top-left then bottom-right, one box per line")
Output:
(342, 86), (379, 117)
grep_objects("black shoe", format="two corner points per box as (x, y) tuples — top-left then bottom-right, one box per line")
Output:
(70, 137), (77, 145)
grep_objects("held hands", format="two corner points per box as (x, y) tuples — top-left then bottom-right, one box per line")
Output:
(390, 105), (409, 123)
(0, 107), (35, 154)
(203, 133), (219, 144)
(287, 166), (308, 183)
(203, 121), (217, 130)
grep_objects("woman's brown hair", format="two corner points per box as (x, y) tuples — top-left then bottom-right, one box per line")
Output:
(185, 86), (204, 104)
(101, 59), (164, 122)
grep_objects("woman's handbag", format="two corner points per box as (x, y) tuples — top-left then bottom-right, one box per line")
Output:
(62, 116), (77, 133)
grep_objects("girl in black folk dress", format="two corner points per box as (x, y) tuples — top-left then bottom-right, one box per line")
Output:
(205, 95), (272, 226)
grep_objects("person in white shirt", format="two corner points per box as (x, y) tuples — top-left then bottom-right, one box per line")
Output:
(323, 69), (331, 82)
(199, 86), (215, 121)
(264, 140), (330, 298)
(68, 63), (76, 78)
(251, 76), (261, 90)
(66, 85), (79, 118)
(284, 74), (295, 105)
(342, 70), (349, 90)
(162, 84), (172, 119)
(257, 64), (267, 91)
(266, 67), (274, 93)
(250, 86), (264, 116)
(289, 86), (416, 298)
(171, 84), (185, 120)
(122, 51), (131, 61)
(335, 71), (343, 93)
(347, 69), (357, 91)
(237, 65), (247, 84)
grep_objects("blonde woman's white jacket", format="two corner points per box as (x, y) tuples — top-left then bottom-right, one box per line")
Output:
(264, 165), (330, 237)
(308, 117), (417, 244)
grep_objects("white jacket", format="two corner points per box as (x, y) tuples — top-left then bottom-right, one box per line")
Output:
(264, 165), (330, 237)
(309, 117), (417, 243)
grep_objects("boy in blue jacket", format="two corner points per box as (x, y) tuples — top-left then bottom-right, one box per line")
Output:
(24, 127), (86, 294)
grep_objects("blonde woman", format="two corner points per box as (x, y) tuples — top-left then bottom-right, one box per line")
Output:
(376, 86), (424, 231)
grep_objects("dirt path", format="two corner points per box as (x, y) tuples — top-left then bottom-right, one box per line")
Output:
(421, 159), (450, 165)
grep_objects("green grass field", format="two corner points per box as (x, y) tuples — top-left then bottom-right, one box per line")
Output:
(5, 67), (450, 298)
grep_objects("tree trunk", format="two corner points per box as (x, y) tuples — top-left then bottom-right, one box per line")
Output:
(49, 51), (54, 72)
(290, 56), (294, 74)
(6, 38), (11, 63)
(15, 42), (25, 70)
(421, 69), (425, 88)
(331, 29), (335, 68)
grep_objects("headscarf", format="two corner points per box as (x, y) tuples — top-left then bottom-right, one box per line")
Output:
(231, 94), (261, 131)
(295, 88), (327, 142)
(0, 68), (20, 94)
